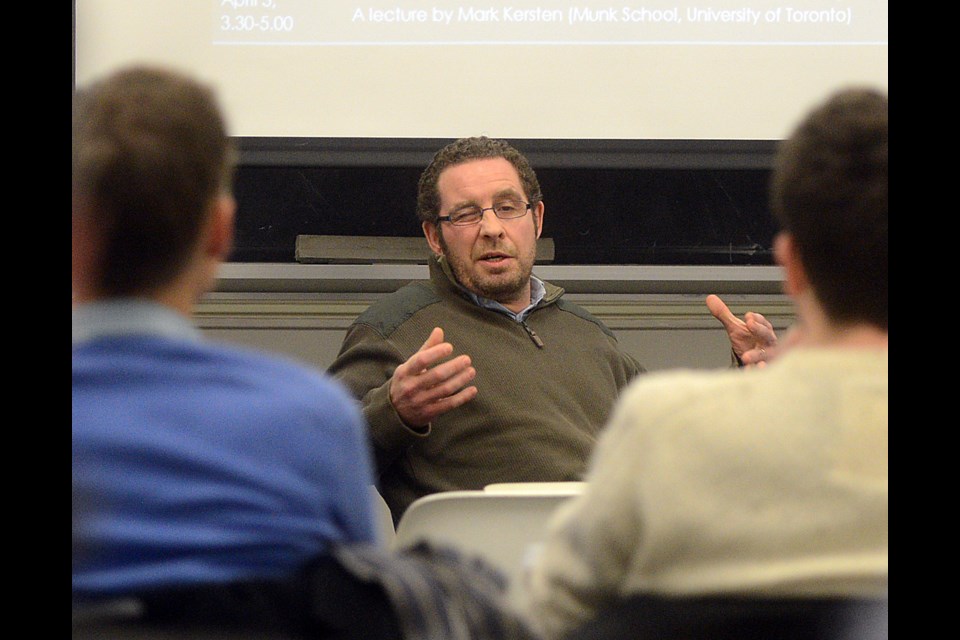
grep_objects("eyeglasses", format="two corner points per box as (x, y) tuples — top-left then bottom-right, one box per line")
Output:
(437, 199), (531, 226)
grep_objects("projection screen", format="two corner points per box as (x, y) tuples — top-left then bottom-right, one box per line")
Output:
(74, 1), (887, 146)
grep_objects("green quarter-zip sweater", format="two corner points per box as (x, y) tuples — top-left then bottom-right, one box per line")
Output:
(328, 254), (645, 522)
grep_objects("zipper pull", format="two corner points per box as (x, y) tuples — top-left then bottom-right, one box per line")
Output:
(522, 321), (545, 348)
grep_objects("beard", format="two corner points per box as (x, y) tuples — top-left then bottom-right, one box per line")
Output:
(438, 233), (536, 306)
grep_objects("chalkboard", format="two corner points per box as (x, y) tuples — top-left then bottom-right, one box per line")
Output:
(230, 164), (777, 266)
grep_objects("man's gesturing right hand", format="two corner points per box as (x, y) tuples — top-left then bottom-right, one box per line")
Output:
(388, 327), (478, 428)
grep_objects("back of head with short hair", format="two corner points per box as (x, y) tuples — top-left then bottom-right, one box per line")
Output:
(72, 65), (236, 297)
(416, 136), (543, 224)
(770, 87), (888, 331)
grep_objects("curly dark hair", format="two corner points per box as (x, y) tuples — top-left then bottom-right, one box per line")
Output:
(416, 136), (542, 224)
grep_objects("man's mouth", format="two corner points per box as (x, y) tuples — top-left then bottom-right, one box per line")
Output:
(478, 252), (511, 263)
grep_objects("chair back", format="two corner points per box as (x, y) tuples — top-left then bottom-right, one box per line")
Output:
(72, 553), (403, 640)
(392, 483), (584, 606)
(564, 594), (888, 640)
(369, 485), (395, 546)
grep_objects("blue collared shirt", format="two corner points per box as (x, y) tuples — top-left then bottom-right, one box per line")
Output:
(72, 298), (381, 599)
(72, 299), (203, 346)
(463, 275), (546, 322)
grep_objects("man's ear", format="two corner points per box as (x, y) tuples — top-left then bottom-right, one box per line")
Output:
(532, 200), (544, 239)
(207, 194), (236, 262)
(774, 231), (808, 297)
(72, 196), (101, 301)
(423, 220), (443, 256)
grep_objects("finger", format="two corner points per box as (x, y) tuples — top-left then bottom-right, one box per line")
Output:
(418, 357), (476, 398)
(398, 334), (454, 377)
(745, 313), (778, 346)
(410, 384), (479, 425)
(427, 385), (479, 416)
(739, 347), (767, 365)
(420, 326), (445, 350)
(705, 294), (745, 330)
(745, 311), (774, 332)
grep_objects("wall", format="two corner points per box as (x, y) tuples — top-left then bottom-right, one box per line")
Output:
(197, 264), (794, 373)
